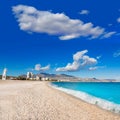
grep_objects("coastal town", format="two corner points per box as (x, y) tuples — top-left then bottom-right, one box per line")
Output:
(0, 68), (117, 82)
(1, 68), (52, 81)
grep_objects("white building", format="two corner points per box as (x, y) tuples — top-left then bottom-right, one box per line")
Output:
(2, 68), (7, 80)
(27, 72), (33, 80)
(41, 77), (49, 81)
(36, 76), (40, 80)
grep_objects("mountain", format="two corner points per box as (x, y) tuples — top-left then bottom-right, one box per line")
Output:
(35, 73), (116, 82)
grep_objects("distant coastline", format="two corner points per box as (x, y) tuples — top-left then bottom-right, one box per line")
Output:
(0, 72), (118, 82)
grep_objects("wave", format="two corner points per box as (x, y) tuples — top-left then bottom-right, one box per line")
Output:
(50, 83), (120, 114)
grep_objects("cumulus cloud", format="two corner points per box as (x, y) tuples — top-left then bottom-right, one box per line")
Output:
(113, 50), (120, 57)
(56, 50), (97, 72)
(12, 5), (110, 40)
(35, 64), (50, 71)
(79, 10), (89, 15)
(102, 31), (116, 38)
(117, 17), (120, 23)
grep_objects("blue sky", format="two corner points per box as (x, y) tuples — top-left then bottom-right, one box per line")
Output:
(0, 0), (120, 79)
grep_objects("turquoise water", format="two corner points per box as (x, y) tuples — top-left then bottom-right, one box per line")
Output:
(51, 82), (120, 113)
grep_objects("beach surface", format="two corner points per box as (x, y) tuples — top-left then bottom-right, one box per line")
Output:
(0, 80), (120, 120)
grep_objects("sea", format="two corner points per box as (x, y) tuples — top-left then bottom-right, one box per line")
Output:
(51, 82), (120, 113)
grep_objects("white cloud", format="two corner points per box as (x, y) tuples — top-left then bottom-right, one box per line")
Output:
(96, 56), (101, 59)
(113, 50), (120, 57)
(117, 17), (120, 23)
(102, 31), (116, 38)
(35, 64), (50, 71)
(89, 66), (105, 71)
(89, 66), (98, 71)
(12, 5), (110, 40)
(56, 50), (97, 72)
(79, 10), (89, 15)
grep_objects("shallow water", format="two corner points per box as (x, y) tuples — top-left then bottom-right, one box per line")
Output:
(51, 82), (120, 113)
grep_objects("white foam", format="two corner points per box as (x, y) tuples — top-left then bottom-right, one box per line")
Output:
(50, 83), (120, 113)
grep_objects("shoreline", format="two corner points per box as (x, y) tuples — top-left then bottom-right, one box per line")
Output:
(49, 82), (120, 115)
(0, 80), (120, 120)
